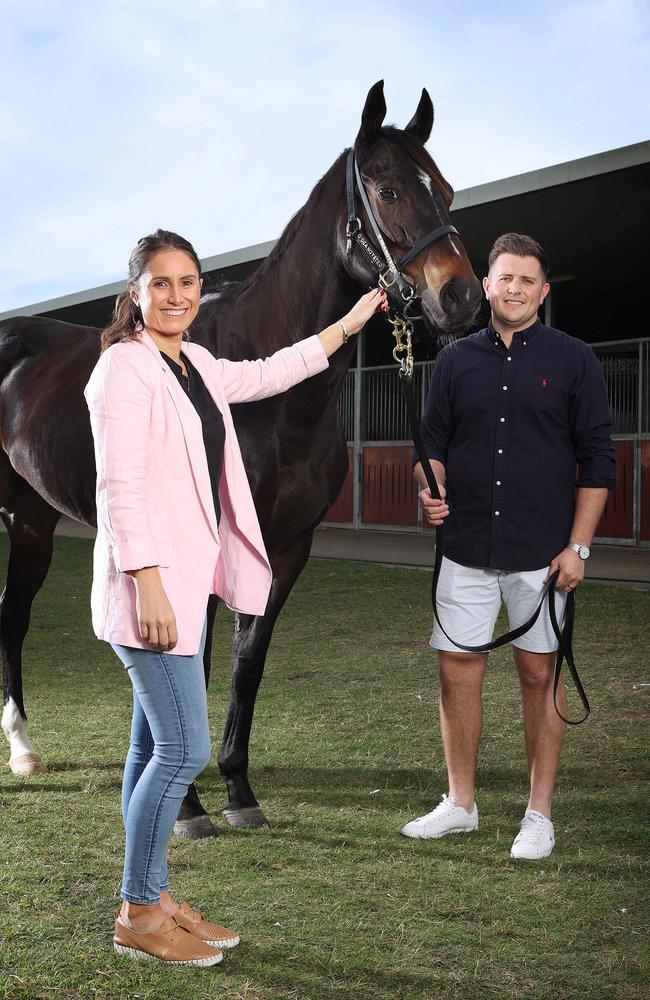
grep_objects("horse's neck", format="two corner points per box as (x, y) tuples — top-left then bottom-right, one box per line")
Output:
(198, 156), (358, 369)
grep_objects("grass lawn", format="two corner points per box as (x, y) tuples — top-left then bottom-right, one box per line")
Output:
(0, 535), (648, 1000)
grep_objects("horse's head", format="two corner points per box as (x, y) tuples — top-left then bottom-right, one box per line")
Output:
(339, 81), (481, 336)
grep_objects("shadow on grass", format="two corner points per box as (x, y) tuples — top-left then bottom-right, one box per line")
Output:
(223, 940), (448, 1000)
(201, 762), (633, 804)
(196, 763), (648, 857)
(1, 781), (91, 794)
(44, 760), (124, 773)
(214, 819), (646, 881)
(201, 764), (443, 802)
(1, 760), (123, 795)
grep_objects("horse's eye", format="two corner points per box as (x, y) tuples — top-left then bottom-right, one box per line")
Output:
(378, 187), (398, 202)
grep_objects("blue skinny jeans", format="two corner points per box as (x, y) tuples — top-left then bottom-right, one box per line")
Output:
(111, 618), (209, 904)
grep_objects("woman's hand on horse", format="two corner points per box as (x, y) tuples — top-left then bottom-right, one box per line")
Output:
(131, 567), (178, 650)
(317, 288), (386, 357)
(418, 484), (450, 527)
(343, 287), (388, 335)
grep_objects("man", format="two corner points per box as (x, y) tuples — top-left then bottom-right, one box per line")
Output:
(401, 233), (615, 859)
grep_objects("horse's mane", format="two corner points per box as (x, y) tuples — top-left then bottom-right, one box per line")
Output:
(210, 151), (348, 302)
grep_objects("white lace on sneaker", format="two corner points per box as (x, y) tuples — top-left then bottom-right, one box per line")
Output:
(400, 793), (479, 840)
(510, 809), (555, 860)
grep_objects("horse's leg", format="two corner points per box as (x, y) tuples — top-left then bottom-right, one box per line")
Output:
(173, 593), (220, 839)
(0, 484), (61, 775)
(219, 530), (314, 829)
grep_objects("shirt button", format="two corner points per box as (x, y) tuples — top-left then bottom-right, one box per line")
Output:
(496, 480), (501, 485)
(494, 511), (500, 516)
(498, 449), (503, 454)
(502, 385), (508, 390)
(500, 417), (505, 422)
(507, 356), (512, 361)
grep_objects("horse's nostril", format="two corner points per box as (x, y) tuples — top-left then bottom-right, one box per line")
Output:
(441, 278), (461, 308)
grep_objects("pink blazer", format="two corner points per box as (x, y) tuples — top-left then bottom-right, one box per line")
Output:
(84, 328), (329, 654)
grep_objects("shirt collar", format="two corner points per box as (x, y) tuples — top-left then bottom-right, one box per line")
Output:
(487, 318), (541, 347)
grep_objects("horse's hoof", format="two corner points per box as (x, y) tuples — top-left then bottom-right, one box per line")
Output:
(222, 805), (269, 829)
(173, 814), (219, 839)
(9, 752), (47, 776)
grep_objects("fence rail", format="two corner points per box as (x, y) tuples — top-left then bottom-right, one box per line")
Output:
(339, 339), (649, 443)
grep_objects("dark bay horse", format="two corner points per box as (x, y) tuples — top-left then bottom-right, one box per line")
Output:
(0, 82), (480, 833)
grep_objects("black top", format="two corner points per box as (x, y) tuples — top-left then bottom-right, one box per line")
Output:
(161, 351), (225, 526)
(420, 319), (616, 571)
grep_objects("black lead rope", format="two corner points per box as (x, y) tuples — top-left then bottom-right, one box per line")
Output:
(399, 367), (590, 726)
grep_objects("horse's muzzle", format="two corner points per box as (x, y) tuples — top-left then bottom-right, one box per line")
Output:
(422, 276), (482, 334)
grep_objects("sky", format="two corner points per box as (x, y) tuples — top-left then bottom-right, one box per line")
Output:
(1, 0), (648, 312)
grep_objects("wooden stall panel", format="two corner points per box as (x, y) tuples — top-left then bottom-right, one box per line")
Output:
(323, 446), (354, 524)
(362, 445), (418, 526)
(595, 440), (634, 540)
(640, 441), (650, 542)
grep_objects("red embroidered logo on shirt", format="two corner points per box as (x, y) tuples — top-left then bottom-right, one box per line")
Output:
(541, 378), (549, 387)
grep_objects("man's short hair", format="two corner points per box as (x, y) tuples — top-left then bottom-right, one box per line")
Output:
(488, 233), (549, 280)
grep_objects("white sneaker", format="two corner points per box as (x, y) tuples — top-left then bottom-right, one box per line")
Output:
(510, 809), (555, 860)
(400, 794), (478, 839)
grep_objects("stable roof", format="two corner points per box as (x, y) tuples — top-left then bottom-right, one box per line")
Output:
(2, 141), (648, 353)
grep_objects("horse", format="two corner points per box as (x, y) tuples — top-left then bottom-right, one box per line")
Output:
(0, 81), (481, 835)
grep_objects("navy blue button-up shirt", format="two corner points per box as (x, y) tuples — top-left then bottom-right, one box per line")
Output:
(420, 319), (616, 571)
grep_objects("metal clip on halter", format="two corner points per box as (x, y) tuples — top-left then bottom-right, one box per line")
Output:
(390, 315), (414, 378)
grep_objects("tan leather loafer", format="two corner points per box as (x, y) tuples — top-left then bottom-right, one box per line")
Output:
(113, 912), (223, 966)
(174, 902), (240, 949)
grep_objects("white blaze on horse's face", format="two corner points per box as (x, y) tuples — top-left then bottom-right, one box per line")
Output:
(131, 249), (203, 348)
(417, 168), (434, 197)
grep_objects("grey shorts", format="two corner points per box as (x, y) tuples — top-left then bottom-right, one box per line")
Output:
(430, 557), (568, 654)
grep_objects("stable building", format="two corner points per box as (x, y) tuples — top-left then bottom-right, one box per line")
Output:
(3, 141), (648, 546)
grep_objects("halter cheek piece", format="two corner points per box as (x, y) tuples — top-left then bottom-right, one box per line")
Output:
(345, 148), (458, 311)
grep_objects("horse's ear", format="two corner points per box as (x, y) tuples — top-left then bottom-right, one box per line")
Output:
(404, 88), (434, 144)
(357, 80), (387, 143)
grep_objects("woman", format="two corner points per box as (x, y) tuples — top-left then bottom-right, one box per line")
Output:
(84, 229), (386, 966)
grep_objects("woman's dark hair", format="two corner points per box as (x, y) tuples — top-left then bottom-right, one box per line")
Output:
(488, 232), (549, 280)
(101, 229), (202, 352)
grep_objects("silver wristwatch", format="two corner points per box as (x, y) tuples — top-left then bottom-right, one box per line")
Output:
(568, 542), (590, 560)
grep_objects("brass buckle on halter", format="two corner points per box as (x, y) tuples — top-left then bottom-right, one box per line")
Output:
(379, 269), (397, 290)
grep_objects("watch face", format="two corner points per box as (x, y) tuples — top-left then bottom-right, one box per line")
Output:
(578, 545), (590, 560)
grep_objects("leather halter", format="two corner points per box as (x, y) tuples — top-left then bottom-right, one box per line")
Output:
(345, 148), (459, 312)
